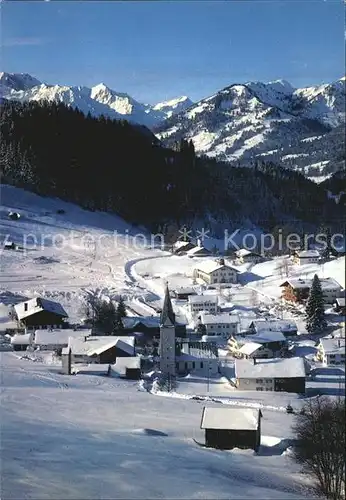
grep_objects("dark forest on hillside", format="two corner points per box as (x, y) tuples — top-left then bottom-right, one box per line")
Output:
(0, 100), (342, 234)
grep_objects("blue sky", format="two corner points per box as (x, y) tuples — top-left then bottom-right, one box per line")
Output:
(1, 0), (344, 104)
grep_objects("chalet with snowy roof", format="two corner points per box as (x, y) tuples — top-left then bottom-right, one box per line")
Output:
(248, 319), (298, 338)
(193, 258), (238, 286)
(200, 312), (239, 338)
(280, 277), (343, 304)
(200, 406), (262, 451)
(172, 240), (195, 255)
(34, 329), (91, 351)
(186, 245), (211, 257)
(333, 297), (346, 315)
(235, 357), (308, 393)
(62, 335), (135, 367)
(173, 286), (197, 300)
(122, 315), (186, 340)
(14, 297), (68, 329)
(188, 294), (219, 317)
(316, 337), (345, 366)
(235, 249), (264, 264)
(292, 249), (320, 265)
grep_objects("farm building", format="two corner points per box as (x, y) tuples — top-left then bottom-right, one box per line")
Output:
(248, 319), (298, 338)
(175, 343), (219, 376)
(186, 245), (211, 257)
(200, 406), (262, 451)
(193, 258), (238, 286)
(14, 297), (68, 329)
(235, 357), (308, 393)
(172, 240), (196, 255)
(316, 337), (345, 366)
(122, 315), (186, 340)
(292, 250), (320, 265)
(111, 356), (142, 379)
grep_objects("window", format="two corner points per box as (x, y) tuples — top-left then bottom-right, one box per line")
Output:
(192, 362), (195, 369)
(256, 379), (263, 383)
(256, 387), (263, 391)
(200, 362), (204, 369)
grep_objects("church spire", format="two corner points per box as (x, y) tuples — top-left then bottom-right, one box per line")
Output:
(160, 282), (175, 327)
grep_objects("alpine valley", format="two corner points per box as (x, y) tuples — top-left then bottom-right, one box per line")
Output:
(1, 72), (345, 181)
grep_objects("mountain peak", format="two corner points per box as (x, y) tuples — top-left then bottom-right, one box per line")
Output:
(0, 71), (42, 91)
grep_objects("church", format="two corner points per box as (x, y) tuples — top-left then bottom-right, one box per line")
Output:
(159, 284), (177, 376)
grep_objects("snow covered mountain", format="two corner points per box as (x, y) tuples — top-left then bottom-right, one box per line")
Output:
(155, 77), (345, 178)
(0, 72), (193, 128)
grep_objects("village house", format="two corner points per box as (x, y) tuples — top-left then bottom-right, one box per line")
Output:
(199, 312), (239, 339)
(193, 258), (238, 286)
(188, 295), (219, 317)
(248, 319), (298, 338)
(172, 240), (195, 255)
(234, 330), (288, 358)
(235, 357), (308, 393)
(173, 286), (197, 300)
(111, 356), (142, 379)
(122, 315), (187, 341)
(14, 297), (68, 330)
(316, 337), (345, 366)
(235, 249), (264, 265)
(292, 249), (320, 265)
(33, 329), (91, 352)
(280, 277), (343, 304)
(61, 335), (135, 370)
(200, 406), (262, 451)
(10, 332), (34, 351)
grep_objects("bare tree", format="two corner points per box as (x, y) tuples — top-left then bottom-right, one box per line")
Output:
(292, 396), (345, 499)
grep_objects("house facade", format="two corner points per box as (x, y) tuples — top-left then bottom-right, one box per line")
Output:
(200, 406), (262, 451)
(235, 357), (308, 393)
(200, 312), (239, 338)
(188, 295), (218, 317)
(292, 250), (320, 265)
(193, 258), (238, 286)
(173, 287), (197, 300)
(316, 337), (345, 366)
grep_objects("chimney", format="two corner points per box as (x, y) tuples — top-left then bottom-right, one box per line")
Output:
(219, 258), (225, 266)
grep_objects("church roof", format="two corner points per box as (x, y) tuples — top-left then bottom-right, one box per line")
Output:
(160, 284), (175, 327)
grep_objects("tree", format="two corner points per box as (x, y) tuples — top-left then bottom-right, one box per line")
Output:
(305, 274), (327, 334)
(114, 296), (127, 334)
(292, 396), (345, 499)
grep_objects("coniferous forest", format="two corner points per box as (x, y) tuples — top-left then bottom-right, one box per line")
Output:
(0, 100), (343, 233)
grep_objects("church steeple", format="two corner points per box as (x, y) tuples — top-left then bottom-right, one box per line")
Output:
(160, 282), (175, 327)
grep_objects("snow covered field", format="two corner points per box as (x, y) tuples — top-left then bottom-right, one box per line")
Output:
(1, 351), (315, 499)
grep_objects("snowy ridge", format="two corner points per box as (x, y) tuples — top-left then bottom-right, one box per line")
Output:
(155, 76), (345, 179)
(0, 72), (193, 127)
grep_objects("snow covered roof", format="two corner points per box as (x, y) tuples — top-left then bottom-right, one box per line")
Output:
(188, 294), (218, 304)
(112, 356), (141, 370)
(72, 364), (110, 375)
(10, 333), (32, 345)
(319, 337), (345, 354)
(34, 329), (90, 346)
(67, 336), (135, 356)
(14, 297), (68, 321)
(200, 406), (260, 430)
(280, 277), (342, 291)
(200, 313), (239, 325)
(174, 286), (197, 295)
(235, 357), (307, 379)
(186, 246), (209, 256)
(193, 260), (237, 274)
(235, 249), (261, 257)
(250, 320), (297, 333)
(335, 297), (345, 306)
(294, 250), (320, 258)
(123, 316), (160, 329)
(173, 240), (193, 249)
(237, 330), (286, 344)
(177, 347), (218, 360)
(238, 342), (262, 356)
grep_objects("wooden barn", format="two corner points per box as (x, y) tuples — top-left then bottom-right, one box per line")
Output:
(14, 297), (68, 329)
(200, 406), (262, 451)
